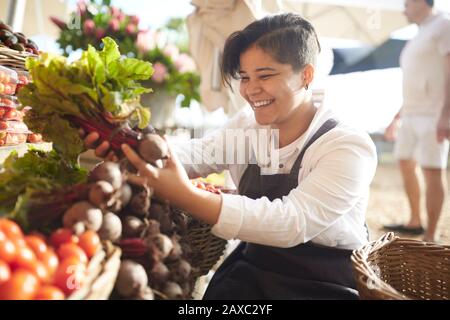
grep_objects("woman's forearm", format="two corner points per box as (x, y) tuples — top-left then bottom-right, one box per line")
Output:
(175, 186), (222, 225)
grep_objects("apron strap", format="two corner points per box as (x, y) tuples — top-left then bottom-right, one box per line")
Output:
(289, 118), (339, 180)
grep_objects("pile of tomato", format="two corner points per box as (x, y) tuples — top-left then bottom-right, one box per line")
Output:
(0, 218), (101, 300)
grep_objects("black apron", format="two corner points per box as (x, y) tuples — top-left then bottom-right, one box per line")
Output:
(203, 119), (360, 300)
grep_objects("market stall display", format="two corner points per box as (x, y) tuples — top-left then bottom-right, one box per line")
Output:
(0, 37), (227, 299)
(0, 21), (39, 55)
(0, 22), (44, 149)
(0, 218), (120, 300)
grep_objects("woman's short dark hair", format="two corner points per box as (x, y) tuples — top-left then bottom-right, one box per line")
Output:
(221, 13), (321, 88)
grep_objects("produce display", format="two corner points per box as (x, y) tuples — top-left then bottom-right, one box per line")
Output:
(17, 37), (153, 164)
(0, 34), (225, 300)
(15, 70), (31, 93)
(0, 65), (17, 95)
(0, 142), (198, 299)
(0, 37), (42, 146)
(0, 21), (39, 54)
(0, 149), (88, 222)
(0, 218), (101, 299)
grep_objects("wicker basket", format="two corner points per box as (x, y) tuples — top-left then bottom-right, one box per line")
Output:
(351, 232), (450, 300)
(186, 218), (227, 278)
(68, 241), (122, 300)
(170, 207), (227, 279)
(0, 45), (36, 70)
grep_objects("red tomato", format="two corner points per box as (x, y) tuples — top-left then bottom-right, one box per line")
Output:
(38, 249), (59, 278)
(4, 109), (18, 119)
(53, 257), (86, 295)
(18, 75), (29, 85)
(10, 246), (38, 272)
(25, 235), (48, 258)
(57, 243), (88, 265)
(29, 261), (50, 283)
(11, 237), (27, 248)
(4, 84), (12, 95)
(34, 285), (65, 300)
(0, 269), (39, 300)
(0, 238), (17, 263)
(0, 230), (5, 242)
(78, 231), (100, 259)
(0, 219), (24, 240)
(27, 231), (46, 242)
(0, 260), (11, 285)
(1, 98), (13, 107)
(50, 228), (79, 248)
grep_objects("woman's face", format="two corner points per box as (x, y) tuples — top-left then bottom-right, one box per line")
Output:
(239, 45), (309, 127)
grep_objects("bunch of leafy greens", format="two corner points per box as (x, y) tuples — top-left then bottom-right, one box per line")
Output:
(18, 37), (153, 164)
(0, 149), (88, 230)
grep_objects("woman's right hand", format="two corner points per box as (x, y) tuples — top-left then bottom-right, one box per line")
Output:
(79, 129), (119, 161)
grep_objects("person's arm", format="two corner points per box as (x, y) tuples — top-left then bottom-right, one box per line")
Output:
(169, 129), (229, 179)
(384, 108), (402, 142)
(122, 143), (223, 225)
(437, 53), (450, 142)
(122, 130), (377, 248)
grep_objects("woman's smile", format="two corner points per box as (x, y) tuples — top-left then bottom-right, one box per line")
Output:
(251, 99), (275, 109)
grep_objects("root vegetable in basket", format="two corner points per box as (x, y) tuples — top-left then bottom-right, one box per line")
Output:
(118, 183), (132, 208)
(115, 260), (148, 298)
(138, 134), (169, 164)
(89, 162), (123, 190)
(149, 261), (170, 284)
(162, 281), (183, 300)
(88, 180), (115, 208)
(16, 37), (153, 165)
(129, 187), (151, 217)
(122, 216), (145, 238)
(98, 212), (122, 242)
(63, 201), (103, 234)
(133, 286), (154, 300)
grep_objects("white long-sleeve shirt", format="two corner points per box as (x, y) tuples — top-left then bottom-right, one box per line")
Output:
(171, 105), (377, 250)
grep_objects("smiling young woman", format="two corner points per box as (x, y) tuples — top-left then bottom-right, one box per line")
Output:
(85, 13), (377, 300)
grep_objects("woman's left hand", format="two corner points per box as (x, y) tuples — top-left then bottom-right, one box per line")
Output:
(121, 140), (193, 207)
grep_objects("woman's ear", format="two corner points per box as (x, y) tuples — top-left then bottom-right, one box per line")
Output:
(302, 64), (315, 90)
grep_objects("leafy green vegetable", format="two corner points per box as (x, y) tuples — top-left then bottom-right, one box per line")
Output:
(18, 37), (153, 164)
(0, 148), (88, 222)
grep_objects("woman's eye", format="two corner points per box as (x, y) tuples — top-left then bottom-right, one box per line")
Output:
(260, 74), (273, 80)
(240, 76), (249, 82)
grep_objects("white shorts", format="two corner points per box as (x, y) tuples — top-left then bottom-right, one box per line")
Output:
(394, 115), (449, 169)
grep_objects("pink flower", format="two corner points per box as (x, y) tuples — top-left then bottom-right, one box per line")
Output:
(129, 15), (140, 25)
(110, 6), (121, 18)
(83, 19), (95, 34)
(125, 24), (137, 34)
(163, 44), (179, 62)
(151, 62), (168, 83)
(136, 30), (155, 54)
(50, 16), (67, 30)
(108, 19), (120, 32)
(175, 53), (196, 73)
(117, 13), (126, 23)
(77, 0), (87, 16)
(95, 28), (105, 40)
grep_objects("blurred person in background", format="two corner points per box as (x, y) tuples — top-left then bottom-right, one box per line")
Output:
(384, 0), (450, 242)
